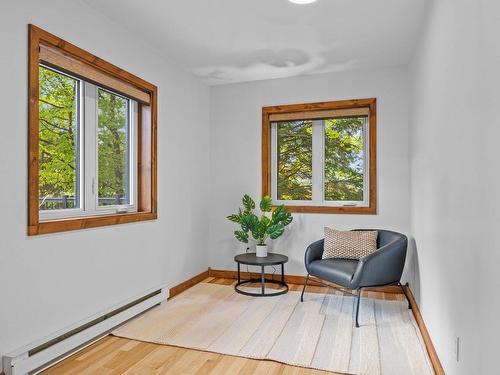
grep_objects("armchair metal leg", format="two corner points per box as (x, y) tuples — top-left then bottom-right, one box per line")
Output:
(398, 282), (412, 309)
(300, 274), (309, 302)
(355, 288), (362, 328)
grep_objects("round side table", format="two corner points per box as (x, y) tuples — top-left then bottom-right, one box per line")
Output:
(234, 252), (289, 297)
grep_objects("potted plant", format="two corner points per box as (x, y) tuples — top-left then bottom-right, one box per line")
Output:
(227, 194), (293, 257)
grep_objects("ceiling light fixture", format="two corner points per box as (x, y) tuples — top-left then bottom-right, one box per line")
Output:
(288, 0), (317, 4)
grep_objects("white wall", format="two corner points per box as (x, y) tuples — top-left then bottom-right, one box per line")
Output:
(409, 0), (500, 373)
(208, 68), (413, 281)
(0, 0), (210, 368)
(478, 1), (500, 373)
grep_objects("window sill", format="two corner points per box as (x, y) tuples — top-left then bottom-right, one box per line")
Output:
(278, 205), (376, 214)
(28, 211), (157, 236)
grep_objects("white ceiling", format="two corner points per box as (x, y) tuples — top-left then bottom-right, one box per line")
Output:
(83, 0), (429, 85)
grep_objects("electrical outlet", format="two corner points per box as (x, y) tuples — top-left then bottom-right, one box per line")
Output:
(454, 337), (460, 362)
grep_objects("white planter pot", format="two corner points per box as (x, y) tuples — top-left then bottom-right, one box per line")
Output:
(256, 245), (268, 257)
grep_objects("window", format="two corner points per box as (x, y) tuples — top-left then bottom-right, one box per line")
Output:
(38, 66), (80, 212)
(38, 67), (138, 220)
(97, 88), (134, 207)
(262, 99), (376, 214)
(29, 25), (157, 235)
(276, 120), (313, 201)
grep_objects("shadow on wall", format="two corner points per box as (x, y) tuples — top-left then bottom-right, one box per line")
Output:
(406, 237), (421, 304)
(271, 213), (309, 273)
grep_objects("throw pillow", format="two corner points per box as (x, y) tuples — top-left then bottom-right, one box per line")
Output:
(322, 228), (378, 260)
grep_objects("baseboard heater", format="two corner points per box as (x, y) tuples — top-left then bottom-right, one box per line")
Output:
(3, 285), (168, 375)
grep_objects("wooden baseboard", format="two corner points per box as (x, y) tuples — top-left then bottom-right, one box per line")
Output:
(168, 269), (210, 299)
(208, 268), (403, 294)
(404, 284), (445, 375)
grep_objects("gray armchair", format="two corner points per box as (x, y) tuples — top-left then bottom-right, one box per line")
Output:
(301, 229), (411, 327)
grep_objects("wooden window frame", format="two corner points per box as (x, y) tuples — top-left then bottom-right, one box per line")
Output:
(28, 25), (157, 235)
(262, 98), (377, 214)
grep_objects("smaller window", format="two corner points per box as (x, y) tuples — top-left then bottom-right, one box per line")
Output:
(276, 120), (313, 201)
(263, 99), (376, 214)
(97, 88), (135, 208)
(38, 66), (81, 212)
(323, 116), (367, 203)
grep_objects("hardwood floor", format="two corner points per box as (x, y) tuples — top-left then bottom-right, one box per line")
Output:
(41, 277), (406, 375)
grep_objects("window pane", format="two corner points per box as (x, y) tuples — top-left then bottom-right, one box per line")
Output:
(97, 89), (130, 206)
(39, 66), (80, 210)
(277, 120), (313, 200)
(324, 117), (365, 201)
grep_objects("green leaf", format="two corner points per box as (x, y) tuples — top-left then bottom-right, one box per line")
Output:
(271, 205), (285, 221)
(240, 213), (259, 232)
(260, 196), (273, 212)
(240, 217), (250, 232)
(234, 230), (249, 243)
(242, 194), (255, 212)
(281, 212), (293, 226)
(267, 223), (285, 239)
(260, 220), (269, 235)
(252, 223), (266, 243)
(260, 214), (270, 229)
(271, 204), (292, 225)
(227, 214), (241, 223)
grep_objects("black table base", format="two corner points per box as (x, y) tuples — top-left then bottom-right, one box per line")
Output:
(235, 278), (289, 297)
(234, 253), (289, 297)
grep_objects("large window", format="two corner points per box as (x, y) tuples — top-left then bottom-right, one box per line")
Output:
(29, 25), (157, 235)
(263, 99), (376, 214)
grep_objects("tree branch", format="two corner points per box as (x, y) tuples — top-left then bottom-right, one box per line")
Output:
(39, 98), (65, 109)
(39, 118), (70, 132)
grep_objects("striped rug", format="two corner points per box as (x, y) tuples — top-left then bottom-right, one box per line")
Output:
(112, 283), (433, 375)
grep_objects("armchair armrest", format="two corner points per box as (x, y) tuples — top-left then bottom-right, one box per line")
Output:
(351, 235), (408, 288)
(304, 239), (324, 274)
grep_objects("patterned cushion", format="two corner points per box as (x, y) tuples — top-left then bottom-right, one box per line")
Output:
(322, 228), (378, 260)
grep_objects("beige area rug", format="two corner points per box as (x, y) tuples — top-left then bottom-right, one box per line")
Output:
(112, 283), (434, 375)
